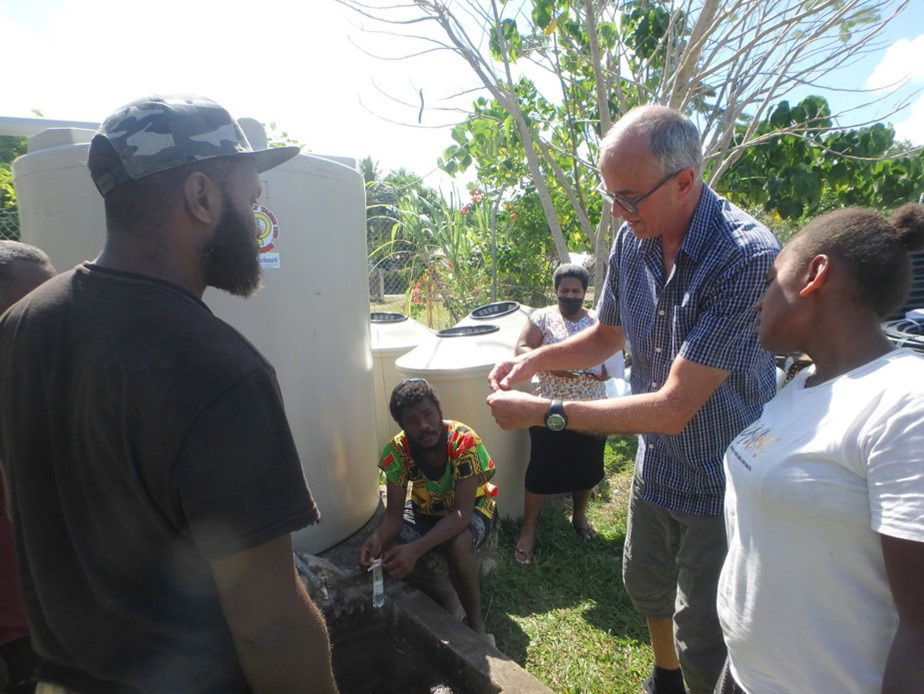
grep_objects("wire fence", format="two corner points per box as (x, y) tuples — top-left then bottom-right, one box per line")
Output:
(367, 249), (599, 331)
(0, 210), (19, 241)
(368, 251), (413, 302)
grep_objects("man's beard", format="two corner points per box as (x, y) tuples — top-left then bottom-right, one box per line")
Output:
(200, 192), (261, 297)
(408, 421), (448, 460)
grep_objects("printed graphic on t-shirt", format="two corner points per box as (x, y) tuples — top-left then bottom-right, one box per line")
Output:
(736, 421), (780, 457)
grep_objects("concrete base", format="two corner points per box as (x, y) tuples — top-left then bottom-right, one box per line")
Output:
(394, 589), (552, 694)
(295, 500), (551, 693)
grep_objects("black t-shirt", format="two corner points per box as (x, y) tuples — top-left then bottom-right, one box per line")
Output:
(0, 264), (320, 693)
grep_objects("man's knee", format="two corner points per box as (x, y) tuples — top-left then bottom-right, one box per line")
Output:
(442, 528), (474, 562)
(622, 495), (679, 617)
(623, 551), (677, 618)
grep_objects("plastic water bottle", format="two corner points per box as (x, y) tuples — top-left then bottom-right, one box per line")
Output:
(371, 558), (385, 608)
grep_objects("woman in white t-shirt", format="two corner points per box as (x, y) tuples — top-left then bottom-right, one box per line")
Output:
(716, 204), (924, 694)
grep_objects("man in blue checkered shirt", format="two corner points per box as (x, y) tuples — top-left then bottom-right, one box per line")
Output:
(487, 105), (779, 694)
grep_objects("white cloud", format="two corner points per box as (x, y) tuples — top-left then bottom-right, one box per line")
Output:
(866, 33), (924, 89)
(0, 0), (480, 190)
(863, 32), (924, 146)
(6, 2), (923, 184)
(892, 92), (924, 146)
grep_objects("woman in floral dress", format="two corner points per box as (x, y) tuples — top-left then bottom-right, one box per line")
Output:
(513, 264), (610, 565)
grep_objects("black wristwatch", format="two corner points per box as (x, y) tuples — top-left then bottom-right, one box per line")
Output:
(544, 399), (567, 431)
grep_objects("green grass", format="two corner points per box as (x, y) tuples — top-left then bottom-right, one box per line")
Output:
(482, 436), (652, 693)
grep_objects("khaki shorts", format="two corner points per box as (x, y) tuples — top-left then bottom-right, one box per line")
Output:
(622, 475), (727, 694)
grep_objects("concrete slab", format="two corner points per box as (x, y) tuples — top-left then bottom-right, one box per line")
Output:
(296, 496), (552, 693)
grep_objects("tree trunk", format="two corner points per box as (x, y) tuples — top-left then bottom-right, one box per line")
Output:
(593, 213), (611, 303)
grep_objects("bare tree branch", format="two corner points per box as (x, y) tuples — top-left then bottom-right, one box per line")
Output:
(338, 0), (917, 262)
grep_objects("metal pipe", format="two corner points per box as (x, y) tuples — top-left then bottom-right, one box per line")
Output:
(0, 116), (99, 138)
(293, 552), (330, 601)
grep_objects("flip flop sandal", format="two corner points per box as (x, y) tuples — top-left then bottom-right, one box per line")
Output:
(513, 545), (534, 566)
(573, 522), (599, 540)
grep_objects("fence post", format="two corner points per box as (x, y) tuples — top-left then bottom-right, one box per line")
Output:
(369, 267), (385, 302)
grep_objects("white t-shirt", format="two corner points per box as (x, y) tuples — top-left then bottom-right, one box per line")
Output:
(718, 349), (924, 693)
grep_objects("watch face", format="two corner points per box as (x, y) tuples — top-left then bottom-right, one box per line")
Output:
(546, 413), (567, 431)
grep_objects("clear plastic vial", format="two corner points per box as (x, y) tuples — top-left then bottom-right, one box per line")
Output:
(371, 559), (385, 608)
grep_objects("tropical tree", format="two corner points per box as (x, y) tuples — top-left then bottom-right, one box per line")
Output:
(717, 96), (924, 226)
(337, 0), (914, 288)
(0, 135), (28, 240)
(374, 186), (494, 322)
(485, 188), (558, 306)
(0, 136), (28, 212)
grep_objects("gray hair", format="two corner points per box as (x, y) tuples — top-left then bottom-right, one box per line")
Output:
(599, 105), (703, 178)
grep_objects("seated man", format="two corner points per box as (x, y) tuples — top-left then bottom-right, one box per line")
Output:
(359, 378), (497, 641)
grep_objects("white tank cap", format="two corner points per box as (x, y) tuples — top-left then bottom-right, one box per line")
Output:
(28, 127), (96, 153)
(237, 117), (268, 150)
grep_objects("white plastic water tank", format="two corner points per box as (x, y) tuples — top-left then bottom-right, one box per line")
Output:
(12, 126), (379, 554)
(454, 300), (533, 344)
(202, 153), (378, 554)
(395, 324), (532, 521)
(13, 128), (105, 270)
(369, 312), (433, 451)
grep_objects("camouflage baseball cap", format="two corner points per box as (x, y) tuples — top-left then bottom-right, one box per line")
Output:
(89, 95), (299, 196)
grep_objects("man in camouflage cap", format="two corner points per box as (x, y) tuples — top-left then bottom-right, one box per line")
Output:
(90, 95), (298, 197)
(0, 96), (338, 693)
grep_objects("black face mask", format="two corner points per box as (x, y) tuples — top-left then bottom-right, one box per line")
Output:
(558, 296), (584, 316)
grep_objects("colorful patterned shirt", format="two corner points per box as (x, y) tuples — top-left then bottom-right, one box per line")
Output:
(379, 421), (497, 519)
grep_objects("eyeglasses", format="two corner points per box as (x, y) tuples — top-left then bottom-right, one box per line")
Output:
(596, 169), (684, 215)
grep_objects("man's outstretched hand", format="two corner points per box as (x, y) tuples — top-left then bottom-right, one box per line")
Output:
(488, 356), (535, 392)
(486, 389), (548, 430)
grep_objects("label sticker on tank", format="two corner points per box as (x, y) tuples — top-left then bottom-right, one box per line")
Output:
(260, 253), (281, 269)
(253, 203), (280, 255)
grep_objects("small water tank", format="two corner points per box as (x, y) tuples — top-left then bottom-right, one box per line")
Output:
(395, 324), (531, 521)
(370, 312), (433, 448)
(454, 300), (533, 342)
(466, 300), (627, 400)
(12, 126), (379, 554)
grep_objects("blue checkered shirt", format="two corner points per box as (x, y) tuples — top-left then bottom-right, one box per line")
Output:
(598, 185), (780, 515)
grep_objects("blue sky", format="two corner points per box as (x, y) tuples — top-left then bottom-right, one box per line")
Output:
(2, 0), (921, 192)
(784, 1), (924, 143)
